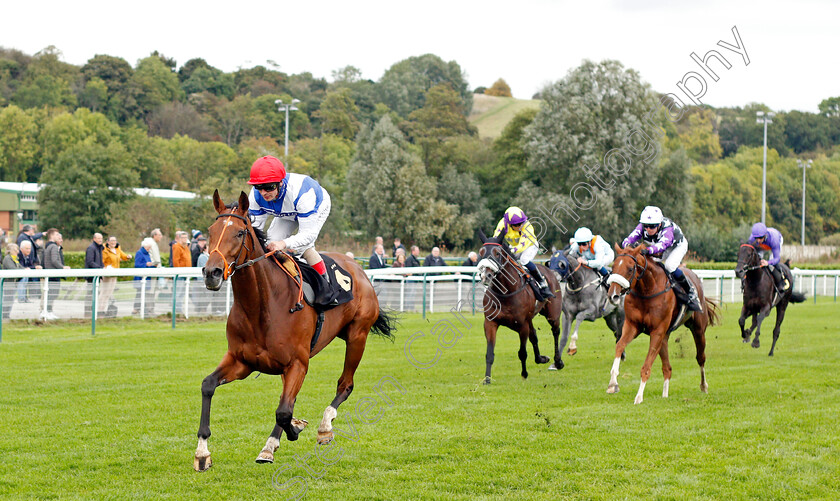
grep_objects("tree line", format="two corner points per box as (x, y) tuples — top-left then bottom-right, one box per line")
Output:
(1, 46), (839, 260)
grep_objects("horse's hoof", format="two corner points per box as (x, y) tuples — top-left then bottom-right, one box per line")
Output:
(317, 430), (334, 445)
(291, 418), (309, 434)
(567, 348), (577, 356)
(194, 454), (212, 472)
(536, 355), (550, 364)
(634, 395), (644, 405)
(700, 383), (708, 394)
(751, 339), (760, 349)
(482, 377), (492, 385)
(521, 372), (529, 380)
(548, 361), (564, 371)
(606, 384), (619, 394)
(255, 449), (274, 464)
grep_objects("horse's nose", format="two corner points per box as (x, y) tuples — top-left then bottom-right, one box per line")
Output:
(204, 267), (223, 290)
(609, 293), (621, 305)
(734, 269), (744, 279)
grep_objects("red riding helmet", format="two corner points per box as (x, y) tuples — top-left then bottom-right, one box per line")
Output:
(248, 156), (287, 185)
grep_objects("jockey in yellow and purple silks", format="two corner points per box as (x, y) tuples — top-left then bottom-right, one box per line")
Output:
(493, 206), (555, 300)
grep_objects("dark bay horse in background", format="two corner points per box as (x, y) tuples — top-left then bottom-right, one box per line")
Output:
(606, 244), (720, 404)
(194, 190), (395, 472)
(477, 231), (563, 383)
(735, 243), (806, 356)
(551, 249), (625, 370)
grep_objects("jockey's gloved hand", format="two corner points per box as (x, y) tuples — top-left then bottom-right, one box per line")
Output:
(640, 248), (649, 255)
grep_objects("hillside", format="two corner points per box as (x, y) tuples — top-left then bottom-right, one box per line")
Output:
(469, 94), (542, 139)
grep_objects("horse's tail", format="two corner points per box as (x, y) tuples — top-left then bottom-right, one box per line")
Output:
(371, 308), (398, 341)
(789, 291), (807, 304)
(704, 297), (722, 327)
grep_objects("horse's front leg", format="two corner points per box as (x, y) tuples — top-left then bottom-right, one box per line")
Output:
(659, 339), (673, 398)
(194, 353), (252, 472)
(257, 360), (309, 464)
(635, 327), (669, 405)
(483, 320), (498, 384)
(518, 326), (530, 379)
(569, 314), (585, 355)
(552, 312), (573, 371)
(608, 322), (637, 394)
(751, 305), (772, 349)
(738, 304), (749, 342)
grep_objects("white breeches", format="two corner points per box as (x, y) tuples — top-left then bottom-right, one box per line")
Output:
(517, 245), (538, 266)
(657, 238), (688, 273)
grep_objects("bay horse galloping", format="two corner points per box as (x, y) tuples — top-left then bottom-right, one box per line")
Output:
(194, 191), (395, 472)
(734, 243), (806, 356)
(477, 231), (563, 383)
(605, 244), (720, 404)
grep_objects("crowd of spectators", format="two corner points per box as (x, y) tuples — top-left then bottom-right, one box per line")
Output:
(0, 226), (482, 320)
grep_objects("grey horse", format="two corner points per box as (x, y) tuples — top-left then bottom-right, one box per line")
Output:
(549, 249), (625, 370)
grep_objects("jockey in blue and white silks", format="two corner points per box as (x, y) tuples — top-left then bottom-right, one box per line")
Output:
(747, 222), (789, 290)
(568, 227), (614, 280)
(246, 156), (331, 278)
(621, 206), (701, 311)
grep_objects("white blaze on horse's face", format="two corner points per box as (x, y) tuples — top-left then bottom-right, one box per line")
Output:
(477, 258), (499, 286)
(606, 274), (630, 304)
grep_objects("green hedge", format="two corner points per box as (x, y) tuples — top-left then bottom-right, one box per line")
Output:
(62, 251), (170, 269)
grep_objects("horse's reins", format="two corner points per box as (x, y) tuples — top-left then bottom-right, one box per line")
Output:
(482, 243), (531, 297)
(211, 212), (305, 313)
(612, 251), (675, 299)
(739, 244), (763, 273)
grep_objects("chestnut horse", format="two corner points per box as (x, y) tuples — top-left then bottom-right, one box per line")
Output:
(605, 244), (720, 404)
(734, 243), (806, 356)
(194, 191), (395, 472)
(477, 231), (563, 383)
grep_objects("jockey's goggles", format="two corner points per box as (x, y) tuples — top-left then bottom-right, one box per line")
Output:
(643, 223), (659, 229)
(578, 241), (590, 247)
(254, 183), (279, 192)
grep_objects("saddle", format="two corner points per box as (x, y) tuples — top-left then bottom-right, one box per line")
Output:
(279, 254), (355, 311)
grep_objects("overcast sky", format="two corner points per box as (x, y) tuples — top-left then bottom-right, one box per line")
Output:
(4, 0), (835, 112)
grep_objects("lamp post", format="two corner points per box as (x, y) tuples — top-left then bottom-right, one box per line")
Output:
(756, 111), (775, 224)
(798, 159), (813, 246)
(275, 98), (300, 157)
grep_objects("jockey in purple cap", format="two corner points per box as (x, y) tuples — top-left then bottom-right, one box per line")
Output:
(622, 206), (702, 311)
(747, 222), (789, 291)
(493, 206), (555, 300)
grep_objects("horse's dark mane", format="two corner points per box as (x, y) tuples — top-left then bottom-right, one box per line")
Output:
(223, 202), (269, 253)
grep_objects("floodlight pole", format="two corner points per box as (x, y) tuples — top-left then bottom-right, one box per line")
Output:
(756, 111), (775, 224)
(275, 98), (301, 157)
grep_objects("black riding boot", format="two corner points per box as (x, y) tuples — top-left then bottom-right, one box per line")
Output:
(675, 273), (702, 312)
(770, 265), (789, 291)
(533, 269), (555, 300)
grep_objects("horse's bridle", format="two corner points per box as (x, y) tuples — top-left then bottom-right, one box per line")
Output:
(209, 212), (256, 280)
(609, 252), (648, 295)
(738, 243), (762, 273)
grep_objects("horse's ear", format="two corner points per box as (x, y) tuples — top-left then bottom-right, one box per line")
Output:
(477, 229), (487, 243)
(238, 191), (249, 214)
(614, 242), (622, 253)
(212, 189), (225, 214)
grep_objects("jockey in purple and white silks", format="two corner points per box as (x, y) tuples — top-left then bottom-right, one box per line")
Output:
(621, 206), (702, 311)
(747, 222), (789, 291)
(568, 227), (614, 282)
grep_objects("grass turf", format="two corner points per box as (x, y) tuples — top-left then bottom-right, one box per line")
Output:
(0, 299), (838, 500)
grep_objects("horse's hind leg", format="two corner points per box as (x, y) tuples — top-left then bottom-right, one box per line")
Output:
(659, 339), (673, 398)
(195, 353), (252, 472)
(553, 313), (572, 371)
(690, 319), (708, 394)
(528, 320), (550, 365)
(768, 303), (789, 357)
(318, 327), (369, 445)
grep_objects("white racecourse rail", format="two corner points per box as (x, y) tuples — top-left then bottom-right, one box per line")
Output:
(0, 266), (836, 326)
